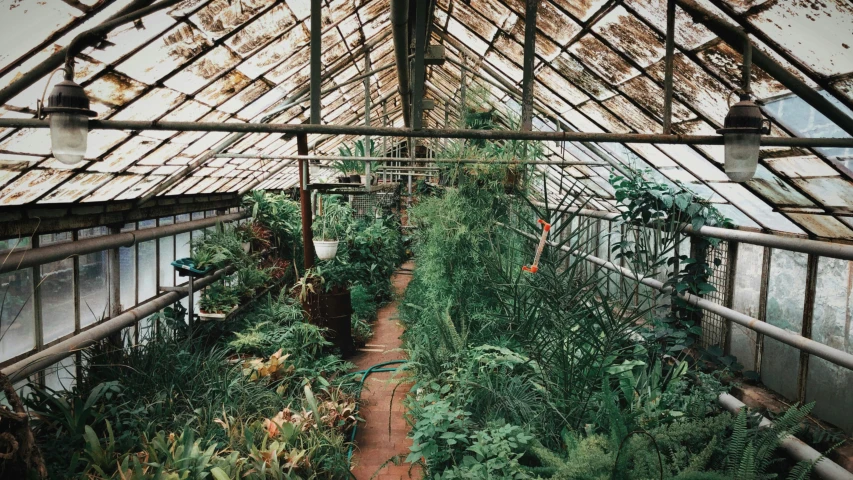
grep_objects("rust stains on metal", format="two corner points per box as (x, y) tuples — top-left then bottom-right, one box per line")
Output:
(697, 42), (787, 99)
(595, 7), (665, 68)
(569, 35), (639, 85)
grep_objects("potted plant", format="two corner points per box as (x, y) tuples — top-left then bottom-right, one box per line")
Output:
(292, 268), (354, 356)
(199, 282), (239, 320)
(312, 200), (352, 260)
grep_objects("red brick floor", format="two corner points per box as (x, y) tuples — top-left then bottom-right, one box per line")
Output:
(349, 261), (422, 480)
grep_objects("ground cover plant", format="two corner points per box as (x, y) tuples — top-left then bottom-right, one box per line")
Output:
(399, 138), (821, 479)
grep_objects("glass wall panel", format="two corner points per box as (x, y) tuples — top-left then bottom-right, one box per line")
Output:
(761, 249), (807, 401)
(78, 227), (108, 327)
(175, 214), (191, 286)
(137, 220), (157, 303)
(119, 223), (136, 312)
(0, 238), (35, 362)
(158, 217), (175, 288)
(39, 233), (75, 344)
(806, 257), (853, 433)
(43, 356), (76, 392)
(730, 243), (764, 371)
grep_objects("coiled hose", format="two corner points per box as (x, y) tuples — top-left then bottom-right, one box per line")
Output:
(345, 359), (409, 466)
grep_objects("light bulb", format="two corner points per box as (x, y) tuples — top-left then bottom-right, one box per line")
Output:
(50, 112), (89, 165)
(723, 132), (760, 182)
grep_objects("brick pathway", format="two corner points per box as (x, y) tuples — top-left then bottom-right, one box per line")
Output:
(349, 261), (422, 480)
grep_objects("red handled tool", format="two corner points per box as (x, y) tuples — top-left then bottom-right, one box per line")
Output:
(522, 219), (550, 274)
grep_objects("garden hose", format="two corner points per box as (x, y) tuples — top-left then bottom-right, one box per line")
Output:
(346, 359), (409, 466)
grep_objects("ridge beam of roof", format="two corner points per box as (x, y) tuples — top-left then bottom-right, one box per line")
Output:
(676, 0), (853, 138)
(391, 0), (412, 128)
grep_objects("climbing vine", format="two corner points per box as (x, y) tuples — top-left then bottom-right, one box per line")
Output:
(610, 169), (733, 354)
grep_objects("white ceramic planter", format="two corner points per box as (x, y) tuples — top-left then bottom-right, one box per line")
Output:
(242, 242), (251, 253)
(313, 240), (340, 260)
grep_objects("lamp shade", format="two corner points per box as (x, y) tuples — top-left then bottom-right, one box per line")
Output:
(716, 97), (768, 183)
(42, 79), (96, 165)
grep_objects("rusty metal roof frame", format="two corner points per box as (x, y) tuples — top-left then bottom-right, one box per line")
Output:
(2, 0), (853, 241)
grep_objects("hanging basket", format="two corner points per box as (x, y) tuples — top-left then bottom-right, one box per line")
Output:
(313, 240), (340, 260)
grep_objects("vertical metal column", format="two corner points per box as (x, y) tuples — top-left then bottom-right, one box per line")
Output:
(30, 235), (44, 386)
(310, 0), (322, 125)
(798, 254), (819, 402)
(107, 226), (122, 350)
(520, 0), (539, 131)
(662, 0), (676, 134)
(298, 133), (315, 270)
(187, 276), (194, 335)
(411, 0), (428, 130)
(364, 52), (372, 189)
(755, 246), (772, 372)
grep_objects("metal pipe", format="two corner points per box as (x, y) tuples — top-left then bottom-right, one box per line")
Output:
(662, 0), (676, 134)
(742, 35), (752, 97)
(310, 0), (322, 125)
(235, 89), (398, 194)
(520, 0), (539, 131)
(505, 222), (853, 371)
(532, 202), (853, 262)
(0, 211), (248, 275)
(1, 265), (235, 383)
(718, 393), (853, 480)
(215, 153), (607, 166)
(0, 0), (166, 106)
(2, 118), (850, 147)
(137, 33), (393, 203)
(391, 0), (412, 127)
(675, 0), (853, 138)
(297, 133), (314, 270)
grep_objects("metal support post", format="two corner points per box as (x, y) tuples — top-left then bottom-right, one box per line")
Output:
(107, 226), (122, 351)
(520, 0), (539, 131)
(187, 276), (194, 335)
(364, 52), (372, 190)
(310, 0), (322, 125)
(298, 133), (315, 270)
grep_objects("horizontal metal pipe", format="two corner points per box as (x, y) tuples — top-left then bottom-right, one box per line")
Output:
(3, 118), (850, 148)
(505, 223), (853, 371)
(219, 153), (607, 166)
(533, 202), (853, 261)
(1, 265), (235, 383)
(718, 393), (853, 480)
(0, 211), (248, 275)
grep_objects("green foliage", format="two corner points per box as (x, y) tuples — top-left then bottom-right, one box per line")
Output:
(313, 197), (353, 241)
(436, 421), (536, 480)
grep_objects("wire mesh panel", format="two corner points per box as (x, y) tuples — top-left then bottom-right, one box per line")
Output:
(347, 183), (402, 220)
(700, 241), (731, 349)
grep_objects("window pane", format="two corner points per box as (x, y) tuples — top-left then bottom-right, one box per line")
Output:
(119, 224), (136, 312)
(43, 356), (75, 392)
(137, 220), (157, 302)
(0, 238), (35, 362)
(78, 227), (109, 327)
(159, 217), (175, 288)
(761, 249), (807, 401)
(806, 257), (853, 432)
(730, 243), (764, 372)
(40, 233), (75, 344)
